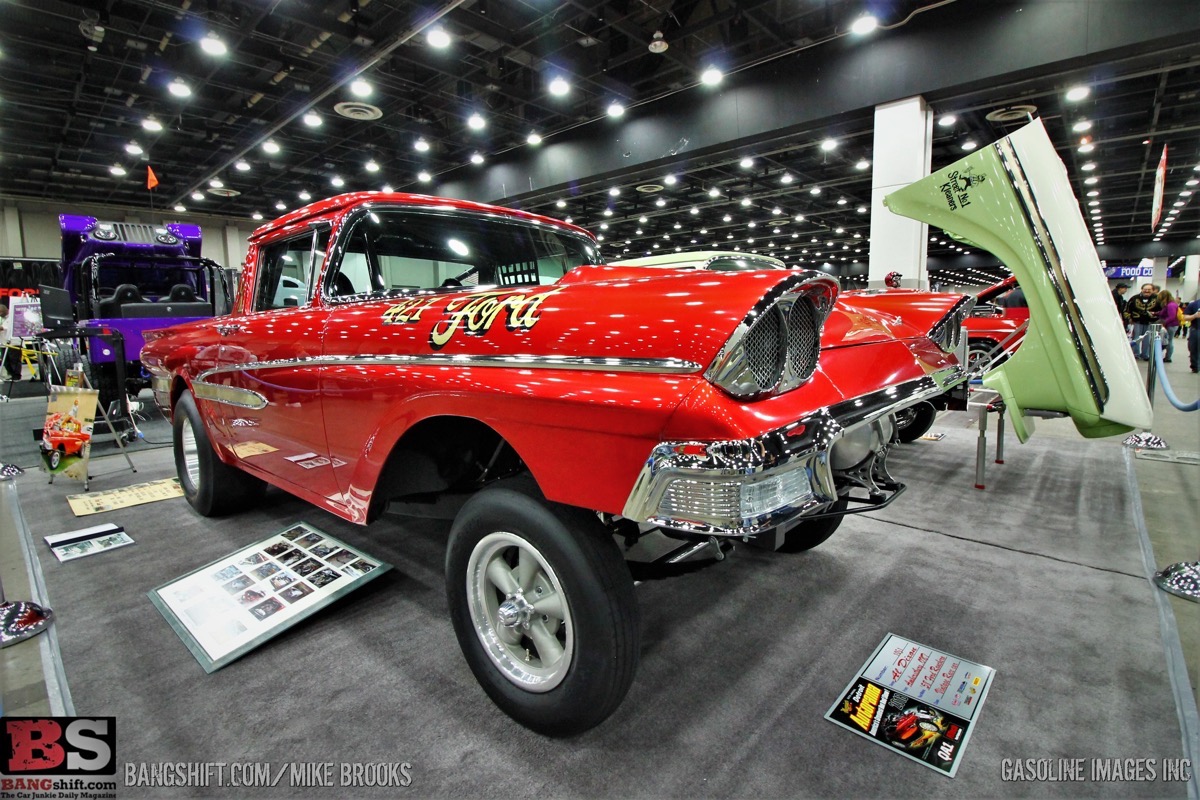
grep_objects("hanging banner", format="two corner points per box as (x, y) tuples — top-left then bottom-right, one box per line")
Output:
(40, 386), (99, 482)
(1150, 144), (1167, 230)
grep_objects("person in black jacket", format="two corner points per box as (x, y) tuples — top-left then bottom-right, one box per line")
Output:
(1111, 282), (1129, 319)
(1124, 283), (1159, 361)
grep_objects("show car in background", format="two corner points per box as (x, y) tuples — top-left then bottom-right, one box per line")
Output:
(56, 215), (228, 409)
(142, 119), (1149, 735)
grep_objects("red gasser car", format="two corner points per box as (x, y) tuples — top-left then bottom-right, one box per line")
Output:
(142, 191), (973, 734)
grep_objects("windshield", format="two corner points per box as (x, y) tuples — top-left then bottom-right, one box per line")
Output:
(326, 208), (599, 298)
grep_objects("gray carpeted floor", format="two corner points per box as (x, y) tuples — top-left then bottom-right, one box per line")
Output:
(10, 416), (1188, 798)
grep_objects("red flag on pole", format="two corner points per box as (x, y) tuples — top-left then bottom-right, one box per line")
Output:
(147, 166), (159, 190)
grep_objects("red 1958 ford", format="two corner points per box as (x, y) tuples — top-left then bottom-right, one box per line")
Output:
(142, 121), (1148, 734)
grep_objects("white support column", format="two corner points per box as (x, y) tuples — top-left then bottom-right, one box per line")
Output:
(223, 226), (246, 270)
(1150, 256), (1168, 289)
(868, 96), (933, 289)
(1182, 254), (1199, 302)
(2, 207), (23, 256)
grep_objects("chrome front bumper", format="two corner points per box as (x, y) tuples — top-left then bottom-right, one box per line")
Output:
(622, 368), (963, 538)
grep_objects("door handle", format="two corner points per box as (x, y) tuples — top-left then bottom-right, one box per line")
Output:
(215, 324), (243, 336)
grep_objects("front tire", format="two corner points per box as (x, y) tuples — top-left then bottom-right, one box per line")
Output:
(893, 401), (937, 443)
(446, 478), (640, 736)
(173, 392), (265, 516)
(48, 449), (62, 470)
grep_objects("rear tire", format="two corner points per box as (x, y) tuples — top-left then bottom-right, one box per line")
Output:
(446, 477), (640, 736)
(894, 401), (937, 443)
(173, 392), (265, 516)
(777, 496), (849, 552)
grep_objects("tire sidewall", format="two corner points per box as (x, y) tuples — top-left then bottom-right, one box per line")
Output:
(173, 392), (214, 514)
(446, 485), (632, 735)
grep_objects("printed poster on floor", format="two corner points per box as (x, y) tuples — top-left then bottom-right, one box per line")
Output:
(149, 522), (391, 672)
(40, 386), (99, 481)
(826, 633), (995, 777)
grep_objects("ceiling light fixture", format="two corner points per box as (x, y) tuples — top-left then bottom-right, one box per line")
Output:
(109, 165), (126, 176)
(700, 67), (723, 86)
(275, 201), (286, 210)
(655, 198), (666, 207)
(1081, 162), (1097, 171)
(664, 174), (677, 186)
(365, 160), (379, 172)
(855, 159), (870, 170)
(780, 174), (793, 184)
(609, 187), (620, 197)
(606, 101), (625, 118)
(142, 117), (163, 133)
(1065, 85), (1090, 101)
(809, 186), (821, 196)
(174, 205), (187, 213)
(381, 184), (393, 193)
(191, 191), (204, 201)
(303, 111), (322, 127)
(648, 31), (668, 54)
(470, 153), (484, 165)
(1078, 143), (1095, 153)
(467, 113), (486, 130)
(418, 171), (432, 183)
(299, 191), (312, 201)
(740, 157), (754, 168)
(330, 176), (344, 187)
(350, 79), (372, 98)
(708, 187), (719, 197)
(262, 140), (280, 154)
(125, 142), (143, 155)
(252, 212), (263, 220)
(427, 27), (451, 48)
(1073, 120), (1092, 132)
(961, 140), (978, 151)
(234, 160), (251, 172)
(414, 138), (430, 152)
(938, 114), (957, 127)
(820, 138), (838, 151)
(200, 32), (227, 56)
(168, 78), (191, 98)
(208, 178), (223, 189)
(556, 200), (567, 208)
(850, 15), (878, 35)
(549, 76), (570, 96)
(526, 132), (542, 145)
(1084, 176), (1099, 185)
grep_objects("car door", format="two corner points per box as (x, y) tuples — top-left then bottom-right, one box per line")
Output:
(205, 226), (346, 509)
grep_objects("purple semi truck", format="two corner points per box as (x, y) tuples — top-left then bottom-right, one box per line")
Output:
(58, 214), (229, 409)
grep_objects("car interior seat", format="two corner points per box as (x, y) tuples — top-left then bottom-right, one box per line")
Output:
(332, 272), (356, 297)
(97, 283), (144, 317)
(167, 283), (198, 302)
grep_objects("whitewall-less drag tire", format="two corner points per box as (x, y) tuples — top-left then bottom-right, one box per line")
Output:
(445, 478), (640, 736)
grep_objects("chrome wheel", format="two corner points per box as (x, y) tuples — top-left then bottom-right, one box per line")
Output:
(180, 416), (201, 490)
(466, 531), (573, 692)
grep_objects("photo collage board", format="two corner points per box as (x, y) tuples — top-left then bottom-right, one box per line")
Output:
(150, 522), (391, 672)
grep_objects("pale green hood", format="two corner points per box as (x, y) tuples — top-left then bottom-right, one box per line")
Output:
(884, 118), (1152, 441)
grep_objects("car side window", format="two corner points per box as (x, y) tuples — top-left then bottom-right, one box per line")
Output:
(254, 229), (328, 311)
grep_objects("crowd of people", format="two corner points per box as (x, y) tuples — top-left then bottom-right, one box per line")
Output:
(1113, 281), (1200, 373)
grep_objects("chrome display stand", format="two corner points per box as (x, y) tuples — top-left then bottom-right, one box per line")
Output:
(968, 388), (1006, 490)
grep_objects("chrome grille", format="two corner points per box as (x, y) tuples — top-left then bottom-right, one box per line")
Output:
(744, 308), (784, 389)
(114, 223), (156, 243)
(786, 299), (820, 381)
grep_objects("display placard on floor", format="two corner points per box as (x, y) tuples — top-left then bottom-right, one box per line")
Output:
(66, 477), (184, 516)
(44, 522), (134, 562)
(825, 633), (995, 778)
(149, 522), (391, 673)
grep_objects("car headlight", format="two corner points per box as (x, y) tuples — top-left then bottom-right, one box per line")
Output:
(92, 225), (117, 241)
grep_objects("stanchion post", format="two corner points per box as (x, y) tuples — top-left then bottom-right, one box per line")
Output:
(974, 400), (988, 490)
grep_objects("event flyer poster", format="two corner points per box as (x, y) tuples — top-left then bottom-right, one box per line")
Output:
(826, 633), (995, 777)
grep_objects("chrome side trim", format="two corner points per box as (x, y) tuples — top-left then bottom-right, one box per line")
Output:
(196, 353), (702, 379)
(994, 138), (1109, 410)
(622, 370), (963, 537)
(192, 380), (269, 410)
(927, 295), (976, 354)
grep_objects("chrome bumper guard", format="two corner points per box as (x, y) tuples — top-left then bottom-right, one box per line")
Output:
(622, 368), (963, 538)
